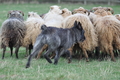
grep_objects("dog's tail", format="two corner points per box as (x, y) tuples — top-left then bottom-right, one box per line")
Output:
(41, 24), (47, 30)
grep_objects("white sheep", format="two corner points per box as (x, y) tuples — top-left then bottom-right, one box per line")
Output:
(43, 5), (64, 28)
(23, 11), (44, 55)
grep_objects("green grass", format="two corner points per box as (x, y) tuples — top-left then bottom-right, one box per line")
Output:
(0, 3), (120, 80)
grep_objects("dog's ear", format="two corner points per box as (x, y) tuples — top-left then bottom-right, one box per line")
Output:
(74, 20), (78, 27)
(78, 22), (83, 30)
(41, 24), (47, 30)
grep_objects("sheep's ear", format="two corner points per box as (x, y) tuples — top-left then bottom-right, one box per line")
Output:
(41, 24), (47, 30)
(86, 10), (90, 16)
(7, 10), (12, 18)
(107, 7), (114, 14)
(115, 15), (119, 17)
(72, 9), (76, 14)
(18, 10), (24, 16)
(50, 6), (54, 10)
(61, 10), (65, 14)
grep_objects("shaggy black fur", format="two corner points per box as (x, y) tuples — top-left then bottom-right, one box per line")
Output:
(0, 10), (26, 59)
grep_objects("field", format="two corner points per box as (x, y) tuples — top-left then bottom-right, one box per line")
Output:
(0, 3), (120, 80)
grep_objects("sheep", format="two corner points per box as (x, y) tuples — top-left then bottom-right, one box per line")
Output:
(0, 10), (26, 59)
(62, 13), (98, 62)
(36, 5), (64, 58)
(89, 6), (114, 22)
(115, 14), (120, 21)
(89, 7), (114, 24)
(91, 7), (114, 16)
(91, 8), (120, 61)
(61, 8), (72, 18)
(43, 5), (64, 28)
(23, 11), (44, 56)
(72, 7), (90, 15)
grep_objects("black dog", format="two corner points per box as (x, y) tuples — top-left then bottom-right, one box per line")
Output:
(26, 21), (85, 68)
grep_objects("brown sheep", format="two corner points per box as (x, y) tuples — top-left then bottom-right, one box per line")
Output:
(61, 8), (72, 18)
(92, 8), (120, 61)
(62, 13), (98, 61)
(72, 7), (90, 15)
(115, 14), (120, 21)
(92, 6), (114, 16)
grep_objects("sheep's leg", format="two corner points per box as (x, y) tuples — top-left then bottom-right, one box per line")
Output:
(29, 44), (33, 55)
(94, 47), (100, 59)
(50, 52), (56, 59)
(114, 50), (118, 57)
(25, 47), (29, 57)
(82, 49), (89, 62)
(2, 47), (6, 59)
(37, 44), (48, 59)
(67, 47), (73, 63)
(29, 49), (31, 55)
(10, 47), (13, 57)
(44, 49), (53, 63)
(15, 46), (20, 59)
(66, 50), (72, 63)
(109, 49), (116, 62)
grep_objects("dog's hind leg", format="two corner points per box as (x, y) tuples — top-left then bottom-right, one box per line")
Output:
(26, 42), (44, 68)
(54, 49), (65, 65)
(44, 49), (53, 63)
(26, 46), (43, 68)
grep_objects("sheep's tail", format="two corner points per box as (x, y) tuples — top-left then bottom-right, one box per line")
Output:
(26, 35), (46, 68)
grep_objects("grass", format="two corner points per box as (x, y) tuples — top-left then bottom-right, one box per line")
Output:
(0, 3), (120, 80)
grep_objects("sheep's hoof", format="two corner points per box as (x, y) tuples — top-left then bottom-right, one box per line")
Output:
(86, 59), (89, 62)
(111, 59), (116, 62)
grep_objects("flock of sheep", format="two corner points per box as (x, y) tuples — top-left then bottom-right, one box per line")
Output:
(0, 5), (120, 64)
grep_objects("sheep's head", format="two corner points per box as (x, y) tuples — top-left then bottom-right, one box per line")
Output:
(91, 7), (114, 16)
(94, 9), (108, 16)
(103, 7), (114, 15)
(72, 7), (90, 15)
(49, 5), (62, 14)
(61, 8), (72, 18)
(7, 10), (24, 20)
(28, 12), (40, 18)
(115, 14), (120, 21)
